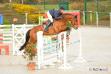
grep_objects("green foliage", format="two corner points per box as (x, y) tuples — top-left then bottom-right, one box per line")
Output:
(28, 13), (42, 23)
(3, 19), (10, 24)
(11, 3), (41, 23)
(12, 3), (39, 13)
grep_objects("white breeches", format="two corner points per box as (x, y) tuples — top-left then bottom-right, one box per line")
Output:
(47, 11), (53, 22)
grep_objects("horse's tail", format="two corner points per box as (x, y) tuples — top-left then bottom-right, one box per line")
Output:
(19, 29), (31, 51)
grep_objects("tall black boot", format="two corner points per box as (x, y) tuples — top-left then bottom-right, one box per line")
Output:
(44, 20), (52, 31)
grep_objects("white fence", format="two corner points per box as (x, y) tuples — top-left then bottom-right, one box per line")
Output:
(37, 31), (72, 69)
(0, 24), (36, 55)
(0, 24), (72, 69)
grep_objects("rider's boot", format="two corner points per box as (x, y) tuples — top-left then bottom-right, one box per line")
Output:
(44, 20), (52, 31)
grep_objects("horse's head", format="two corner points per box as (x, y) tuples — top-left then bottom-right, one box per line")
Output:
(62, 13), (79, 29)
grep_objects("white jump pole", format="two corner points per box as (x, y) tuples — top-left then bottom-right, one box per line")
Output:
(58, 32), (72, 69)
(74, 28), (86, 63)
(37, 31), (72, 69)
(37, 31), (44, 69)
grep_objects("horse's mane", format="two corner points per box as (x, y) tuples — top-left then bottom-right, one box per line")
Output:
(61, 13), (75, 20)
(62, 13), (77, 20)
(62, 13), (74, 16)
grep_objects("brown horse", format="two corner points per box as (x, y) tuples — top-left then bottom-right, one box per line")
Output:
(19, 14), (79, 53)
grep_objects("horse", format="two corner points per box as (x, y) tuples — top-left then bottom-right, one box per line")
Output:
(19, 13), (79, 58)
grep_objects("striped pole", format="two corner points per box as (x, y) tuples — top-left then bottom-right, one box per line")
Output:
(58, 32), (72, 69)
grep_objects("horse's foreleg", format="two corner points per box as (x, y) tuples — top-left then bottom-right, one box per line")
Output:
(29, 30), (37, 57)
(29, 30), (37, 44)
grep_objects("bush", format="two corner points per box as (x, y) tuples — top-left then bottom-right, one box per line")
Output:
(28, 13), (43, 23)
(12, 3), (39, 13)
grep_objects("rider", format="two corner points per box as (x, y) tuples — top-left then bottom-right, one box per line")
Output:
(44, 7), (65, 31)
